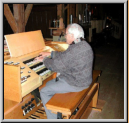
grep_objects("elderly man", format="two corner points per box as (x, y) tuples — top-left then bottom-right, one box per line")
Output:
(34, 23), (94, 119)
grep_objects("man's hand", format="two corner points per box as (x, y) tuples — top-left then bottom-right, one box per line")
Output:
(34, 56), (45, 62)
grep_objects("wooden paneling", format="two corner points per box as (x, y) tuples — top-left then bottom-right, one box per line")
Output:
(4, 65), (22, 102)
(25, 5), (57, 38)
(69, 4), (76, 18)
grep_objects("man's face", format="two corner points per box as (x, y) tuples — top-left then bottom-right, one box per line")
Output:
(65, 28), (75, 44)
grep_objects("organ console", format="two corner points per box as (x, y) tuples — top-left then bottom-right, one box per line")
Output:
(4, 30), (69, 119)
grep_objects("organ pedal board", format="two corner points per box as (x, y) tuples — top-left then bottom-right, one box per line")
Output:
(26, 107), (47, 119)
(26, 106), (67, 119)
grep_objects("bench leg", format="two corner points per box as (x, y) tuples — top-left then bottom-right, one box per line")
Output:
(90, 83), (99, 108)
(88, 83), (106, 112)
(91, 99), (106, 111)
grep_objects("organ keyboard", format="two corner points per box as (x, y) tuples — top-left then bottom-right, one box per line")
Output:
(4, 30), (69, 119)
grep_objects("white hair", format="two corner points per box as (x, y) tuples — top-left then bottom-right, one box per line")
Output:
(67, 23), (84, 39)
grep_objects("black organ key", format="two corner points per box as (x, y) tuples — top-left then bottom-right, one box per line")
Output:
(23, 55), (43, 64)
(36, 68), (48, 75)
(23, 57), (35, 64)
(29, 62), (43, 69)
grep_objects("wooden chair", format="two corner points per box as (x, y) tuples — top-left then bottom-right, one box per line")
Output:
(46, 70), (105, 119)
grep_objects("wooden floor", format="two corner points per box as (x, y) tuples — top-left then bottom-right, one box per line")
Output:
(87, 37), (124, 119)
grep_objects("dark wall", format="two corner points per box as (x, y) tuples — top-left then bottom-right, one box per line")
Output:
(26, 4), (57, 38)
(4, 15), (13, 35)
(4, 4), (57, 38)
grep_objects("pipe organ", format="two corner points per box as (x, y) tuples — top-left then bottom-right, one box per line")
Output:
(4, 30), (69, 119)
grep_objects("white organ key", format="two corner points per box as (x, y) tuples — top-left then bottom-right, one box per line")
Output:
(32, 64), (45, 71)
(39, 69), (50, 76)
(26, 61), (33, 66)
(32, 67), (37, 70)
(26, 60), (39, 66)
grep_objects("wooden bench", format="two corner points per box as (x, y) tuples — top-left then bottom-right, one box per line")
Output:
(46, 70), (105, 119)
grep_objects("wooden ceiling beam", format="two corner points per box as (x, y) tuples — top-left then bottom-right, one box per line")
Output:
(4, 4), (17, 33)
(4, 4), (33, 33)
(13, 4), (25, 32)
(25, 4), (33, 26)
